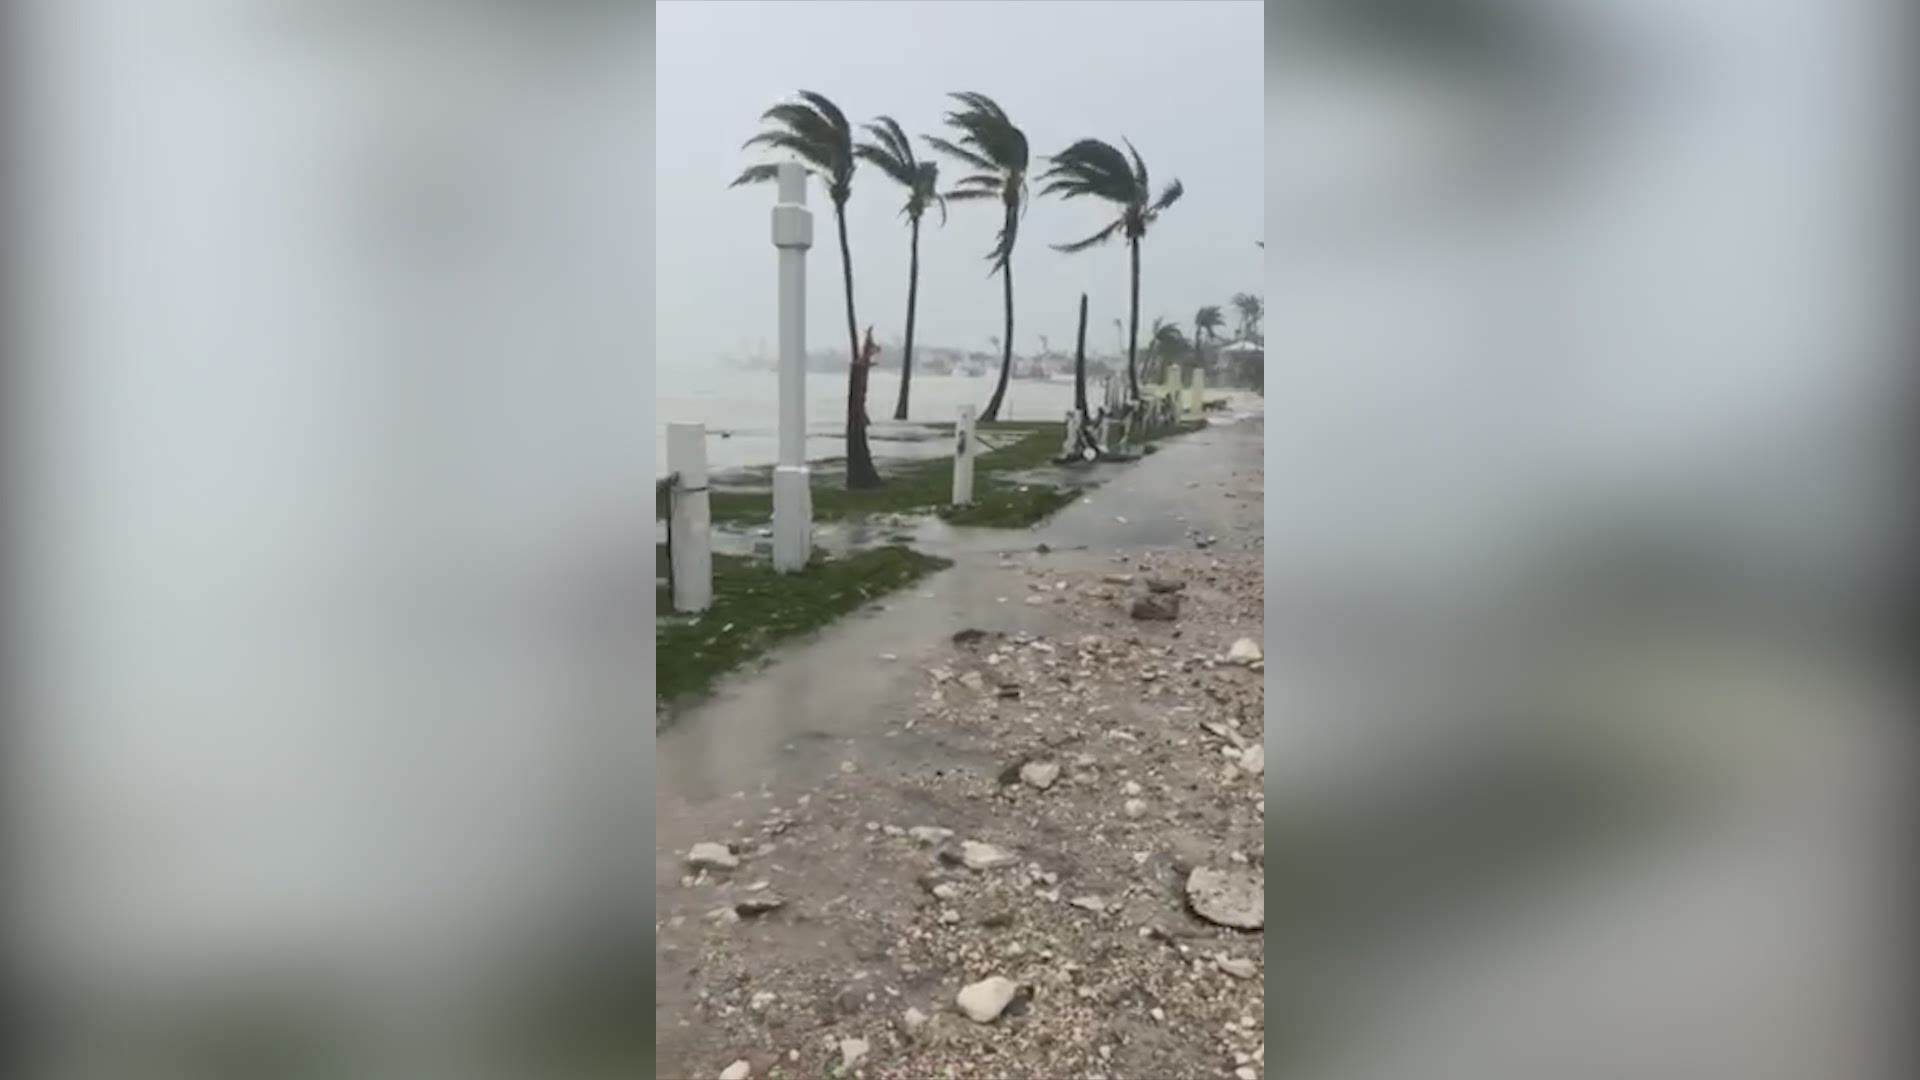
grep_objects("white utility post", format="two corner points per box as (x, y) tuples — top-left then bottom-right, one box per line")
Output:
(951, 405), (977, 506)
(1189, 367), (1206, 415)
(770, 162), (813, 573)
(667, 423), (713, 612)
(1168, 364), (1185, 421)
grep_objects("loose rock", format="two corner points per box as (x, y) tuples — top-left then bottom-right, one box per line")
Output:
(1019, 760), (1062, 790)
(1239, 744), (1265, 776)
(908, 825), (955, 845)
(1186, 867), (1265, 930)
(686, 842), (738, 870)
(1217, 956), (1258, 979)
(1146, 576), (1186, 594)
(960, 840), (1018, 870)
(718, 1060), (751, 1080)
(1130, 594), (1181, 621)
(957, 976), (1020, 1023)
(839, 1037), (870, 1070)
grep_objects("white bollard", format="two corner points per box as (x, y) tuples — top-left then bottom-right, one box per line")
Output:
(1167, 365), (1185, 422)
(770, 162), (814, 572)
(952, 405), (977, 506)
(667, 423), (713, 612)
(1061, 410), (1079, 459)
(1190, 367), (1206, 415)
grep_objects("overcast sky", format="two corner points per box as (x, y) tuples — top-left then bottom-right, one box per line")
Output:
(655, 0), (1264, 366)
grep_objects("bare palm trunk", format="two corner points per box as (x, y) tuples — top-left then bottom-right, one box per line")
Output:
(1072, 293), (1089, 417)
(981, 255), (1014, 421)
(1125, 238), (1142, 400)
(837, 204), (881, 489)
(893, 218), (920, 421)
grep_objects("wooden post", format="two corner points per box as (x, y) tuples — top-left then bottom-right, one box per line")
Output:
(951, 405), (977, 506)
(667, 423), (712, 612)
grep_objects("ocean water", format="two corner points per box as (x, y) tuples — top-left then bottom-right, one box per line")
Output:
(655, 369), (1083, 477)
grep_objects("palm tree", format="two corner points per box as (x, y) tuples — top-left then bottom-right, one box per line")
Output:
(1192, 304), (1225, 373)
(1147, 318), (1188, 385)
(926, 92), (1029, 422)
(855, 116), (944, 422)
(1231, 292), (1264, 344)
(1038, 137), (1184, 402)
(731, 90), (882, 489)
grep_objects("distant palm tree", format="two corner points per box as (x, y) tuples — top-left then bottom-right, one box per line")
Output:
(731, 90), (882, 489)
(926, 92), (1029, 422)
(855, 116), (945, 422)
(1145, 317), (1189, 386)
(1039, 137), (1184, 402)
(1230, 292), (1264, 343)
(1192, 304), (1225, 372)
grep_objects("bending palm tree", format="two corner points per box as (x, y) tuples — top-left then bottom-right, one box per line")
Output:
(926, 92), (1028, 422)
(1231, 292), (1264, 344)
(1193, 304), (1225, 373)
(855, 116), (944, 421)
(731, 90), (882, 489)
(1039, 137), (1184, 402)
(1147, 318), (1188, 386)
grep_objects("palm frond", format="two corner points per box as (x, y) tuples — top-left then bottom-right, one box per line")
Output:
(760, 103), (838, 150)
(1050, 219), (1125, 253)
(853, 143), (916, 187)
(944, 188), (999, 202)
(923, 135), (996, 172)
(728, 163), (783, 188)
(794, 91), (850, 138)
(742, 130), (836, 173)
(1148, 179), (1185, 216)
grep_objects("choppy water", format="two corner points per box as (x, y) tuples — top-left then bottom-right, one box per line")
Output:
(655, 370), (1081, 476)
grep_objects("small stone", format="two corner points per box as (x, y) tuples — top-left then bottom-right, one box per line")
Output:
(1122, 780), (1143, 796)
(908, 826), (955, 845)
(879, 652), (899, 662)
(1019, 761), (1061, 790)
(960, 841), (1018, 870)
(902, 1006), (929, 1033)
(1239, 744), (1265, 776)
(839, 1037), (870, 1070)
(1069, 895), (1107, 914)
(1236, 1068), (1257, 1080)
(1217, 956), (1258, 979)
(1123, 798), (1148, 818)
(1186, 867), (1265, 930)
(958, 671), (988, 693)
(719, 1060), (751, 1080)
(735, 894), (786, 917)
(1102, 573), (1135, 585)
(1226, 638), (1263, 664)
(686, 842), (738, 870)
(956, 976), (1020, 1023)
(840, 760), (858, 773)
(1149, 1006), (1167, 1022)
(1025, 595), (1047, 606)
(1130, 594), (1181, 621)
(750, 991), (777, 1010)
(931, 882), (962, 900)
(1146, 576), (1185, 594)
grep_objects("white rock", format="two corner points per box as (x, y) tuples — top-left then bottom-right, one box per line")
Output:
(839, 1037), (869, 1070)
(1217, 956), (1258, 979)
(686, 842), (738, 870)
(1069, 895), (1107, 913)
(956, 976), (1020, 1023)
(1122, 780), (1143, 796)
(931, 882), (962, 900)
(1226, 638), (1263, 664)
(1185, 867), (1265, 930)
(1123, 798), (1148, 818)
(718, 1060), (751, 1080)
(902, 1006), (929, 1032)
(1236, 1068), (1257, 1080)
(750, 991), (778, 1010)
(1239, 744), (1265, 776)
(1019, 761), (1062, 790)
(908, 826), (955, 845)
(960, 841), (1017, 870)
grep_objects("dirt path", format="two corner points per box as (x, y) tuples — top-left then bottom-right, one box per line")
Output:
(655, 416), (1267, 1080)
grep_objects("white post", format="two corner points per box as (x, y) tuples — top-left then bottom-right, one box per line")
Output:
(952, 405), (977, 506)
(1061, 410), (1079, 459)
(1190, 367), (1206, 415)
(667, 423), (713, 612)
(1168, 364), (1185, 422)
(770, 163), (813, 572)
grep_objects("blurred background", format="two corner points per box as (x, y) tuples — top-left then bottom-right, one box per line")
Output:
(4, 0), (1910, 1077)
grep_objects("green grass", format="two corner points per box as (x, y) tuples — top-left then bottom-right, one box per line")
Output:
(657, 544), (951, 706)
(659, 418), (1206, 531)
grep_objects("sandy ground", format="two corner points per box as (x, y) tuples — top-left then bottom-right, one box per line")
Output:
(655, 415), (1268, 1079)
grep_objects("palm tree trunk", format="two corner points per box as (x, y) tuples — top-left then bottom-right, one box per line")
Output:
(1126, 237), (1142, 401)
(893, 218), (920, 421)
(1072, 293), (1089, 417)
(836, 203), (881, 489)
(981, 254), (1014, 422)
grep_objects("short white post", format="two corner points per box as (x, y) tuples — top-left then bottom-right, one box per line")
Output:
(667, 423), (713, 612)
(951, 405), (977, 506)
(1190, 367), (1206, 414)
(770, 162), (814, 572)
(1061, 410), (1079, 459)
(1168, 364), (1186, 421)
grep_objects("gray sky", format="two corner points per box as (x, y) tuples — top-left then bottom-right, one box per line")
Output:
(655, 0), (1264, 366)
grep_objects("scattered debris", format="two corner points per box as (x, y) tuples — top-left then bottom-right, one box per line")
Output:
(957, 976), (1021, 1023)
